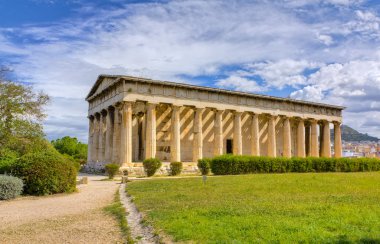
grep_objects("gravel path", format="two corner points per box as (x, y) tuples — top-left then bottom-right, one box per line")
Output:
(120, 183), (158, 244)
(0, 174), (123, 243)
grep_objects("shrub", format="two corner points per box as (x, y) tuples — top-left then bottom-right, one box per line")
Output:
(170, 162), (182, 176)
(210, 155), (380, 175)
(11, 150), (77, 195)
(143, 158), (162, 177)
(0, 175), (23, 200)
(0, 158), (17, 174)
(197, 158), (212, 175)
(105, 164), (120, 179)
(0, 148), (18, 174)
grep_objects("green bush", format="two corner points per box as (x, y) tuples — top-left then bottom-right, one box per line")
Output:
(105, 164), (120, 179)
(0, 148), (18, 174)
(0, 158), (17, 174)
(143, 158), (162, 177)
(0, 175), (23, 200)
(11, 150), (77, 195)
(170, 162), (182, 176)
(210, 155), (380, 175)
(62, 154), (81, 172)
(197, 158), (211, 175)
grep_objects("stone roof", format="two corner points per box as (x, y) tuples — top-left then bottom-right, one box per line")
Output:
(86, 74), (346, 110)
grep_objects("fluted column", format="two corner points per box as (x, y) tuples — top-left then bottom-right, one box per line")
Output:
(98, 111), (106, 162)
(120, 102), (133, 166)
(105, 108), (114, 163)
(334, 122), (342, 158)
(87, 116), (94, 162)
(214, 110), (224, 156)
(305, 125), (311, 156)
(171, 105), (181, 162)
(251, 113), (260, 156)
(145, 103), (157, 159)
(297, 119), (306, 157)
(233, 112), (243, 155)
(112, 106), (120, 164)
(283, 117), (291, 158)
(193, 108), (204, 162)
(267, 115), (276, 157)
(310, 120), (319, 157)
(322, 121), (331, 157)
(93, 114), (100, 162)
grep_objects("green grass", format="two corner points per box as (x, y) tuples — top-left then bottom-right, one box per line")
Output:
(104, 190), (134, 243)
(127, 172), (380, 243)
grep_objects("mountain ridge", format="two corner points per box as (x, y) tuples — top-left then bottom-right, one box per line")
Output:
(331, 125), (379, 142)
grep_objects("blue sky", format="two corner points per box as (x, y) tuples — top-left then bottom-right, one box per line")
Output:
(1, 0), (380, 142)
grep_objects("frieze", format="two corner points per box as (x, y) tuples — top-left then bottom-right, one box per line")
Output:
(88, 78), (343, 118)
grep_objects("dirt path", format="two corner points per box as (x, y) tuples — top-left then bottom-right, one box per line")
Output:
(0, 174), (123, 244)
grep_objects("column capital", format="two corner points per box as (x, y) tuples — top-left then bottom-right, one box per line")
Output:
(146, 102), (158, 110)
(333, 121), (341, 125)
(100, 109), (108, 116)
(171, 104), (182, 111)
(264, 113), (277, 120)
(146, 102), (158, 106)
(234, 111), (243, 116)
(215, 109), (224, 115)
(308, 118), (319, 123)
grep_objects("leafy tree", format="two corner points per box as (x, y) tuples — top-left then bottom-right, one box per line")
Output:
(51, 136), (87, 164)
(0, 68), (50, 155)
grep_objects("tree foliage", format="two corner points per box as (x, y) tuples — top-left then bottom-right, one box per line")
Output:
(51, 136), (87, 164)
(0, 68), (50, 152)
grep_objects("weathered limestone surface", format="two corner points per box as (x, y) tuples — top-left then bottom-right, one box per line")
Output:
(85, 75), (345, 168)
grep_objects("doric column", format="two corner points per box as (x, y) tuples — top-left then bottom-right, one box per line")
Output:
(171, 105), (181, 162)
(145, 103), (157, 159)
(267, 115), (276, 157)
(251, 113), (260, 156)
(104, 107), (114, 163)
(87, 116), (94, 162)
(310, 120), (319, 157)
(334, 122), (342, 158)
(322, 121), (331, 157)
(132, 116), (139, 162)
(112, 106), (120, 164)
(98, 111), (106, 162)
(305, 125), (311, 156)
(233, 111), (243, 155)
(214, 110), (224, 156)
(120, 102), (133, 166)
(297, 119), (306, 157)
(193, 107), (204, 162)
(283, 117), (291, 158)
(93, 113), (100, 162)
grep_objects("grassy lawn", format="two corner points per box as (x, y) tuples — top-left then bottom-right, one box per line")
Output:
(127, 172), (380, 243)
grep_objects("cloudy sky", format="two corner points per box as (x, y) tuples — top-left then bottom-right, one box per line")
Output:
(1, 0), (380, 142)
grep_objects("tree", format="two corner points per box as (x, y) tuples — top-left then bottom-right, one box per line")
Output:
(0, 68), (50, 155)
(51, 136), (88, 164)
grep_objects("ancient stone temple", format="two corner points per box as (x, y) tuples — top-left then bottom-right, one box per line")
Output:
(86, 75), (344, 169)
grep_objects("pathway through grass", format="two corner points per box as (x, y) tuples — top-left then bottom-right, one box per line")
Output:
(127, 172), (380, 243)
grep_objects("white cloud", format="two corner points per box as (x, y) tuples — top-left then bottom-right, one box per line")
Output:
(317, 34), (334, 45)
(216, 76), (266, 93)
(1, 0), (380, 139)
(290, 60), (380, 116)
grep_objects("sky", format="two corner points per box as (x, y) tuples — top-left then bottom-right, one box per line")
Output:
(0, 0), (380, 142)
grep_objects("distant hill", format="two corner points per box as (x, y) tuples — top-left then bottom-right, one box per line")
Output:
(331, 125), (379, 142)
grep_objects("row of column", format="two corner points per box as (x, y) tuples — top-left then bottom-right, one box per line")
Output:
(88, 102), (342, 166)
